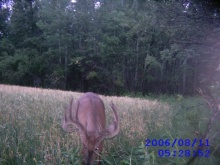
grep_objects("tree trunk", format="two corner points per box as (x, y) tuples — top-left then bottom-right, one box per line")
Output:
(141, 44), (150, 94)
(58, 30), (61, 64)
(182, 58), (188, 94)
(64, 44), (68, 89)
(134, 38), (139, 94)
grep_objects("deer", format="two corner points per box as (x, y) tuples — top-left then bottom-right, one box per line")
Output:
(62, 92), (120, 165)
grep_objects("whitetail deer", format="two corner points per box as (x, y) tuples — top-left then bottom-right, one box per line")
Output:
(62, 92), (120, 165)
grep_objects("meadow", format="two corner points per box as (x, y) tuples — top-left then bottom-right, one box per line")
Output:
(0, 84), (219, 165)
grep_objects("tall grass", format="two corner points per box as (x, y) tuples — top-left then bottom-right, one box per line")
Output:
(0, 85), (219, 165)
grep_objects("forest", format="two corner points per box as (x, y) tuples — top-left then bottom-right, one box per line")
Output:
(0, 0), (220, 96)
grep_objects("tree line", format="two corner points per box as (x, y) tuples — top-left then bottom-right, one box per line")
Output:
(0, 0), (220, 96)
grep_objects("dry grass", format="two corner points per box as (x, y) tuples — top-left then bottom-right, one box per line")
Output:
(0, 84), (171, 164)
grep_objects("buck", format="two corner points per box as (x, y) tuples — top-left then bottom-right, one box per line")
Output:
(62, 92), (120, 165)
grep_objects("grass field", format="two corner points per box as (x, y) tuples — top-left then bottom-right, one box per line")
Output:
(0, 84), (219, 165)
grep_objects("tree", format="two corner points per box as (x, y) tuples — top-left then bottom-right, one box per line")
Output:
(0, 0), (219, 95)
(37, 0), (74, 89)
(0, 0), (45, 86)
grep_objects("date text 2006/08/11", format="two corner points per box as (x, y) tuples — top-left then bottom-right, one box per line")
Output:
(145, 138), (210, 158)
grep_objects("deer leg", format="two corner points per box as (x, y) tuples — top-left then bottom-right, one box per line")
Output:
(97, 142), (103, 165)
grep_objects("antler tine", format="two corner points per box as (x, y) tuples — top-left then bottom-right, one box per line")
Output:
(100, 101), (120, 140)
(68, 97), (74, 121)
(62, 97), (77, 132)
(110, 101), (118, 121)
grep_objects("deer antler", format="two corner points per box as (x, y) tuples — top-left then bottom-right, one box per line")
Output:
(62, 98), (86, 135)
(99, 101), (120, 140)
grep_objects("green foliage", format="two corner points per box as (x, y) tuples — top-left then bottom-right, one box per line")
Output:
(0, 48), (45, 85)
(0, 0), (220, 95)
(0, 38), (15, 56)
(117, 142), (156, 165)
(86, 71), (98, 80)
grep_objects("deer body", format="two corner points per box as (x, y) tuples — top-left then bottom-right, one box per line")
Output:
(76, 93), (106, 133)
(62, 92), (119, 165)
